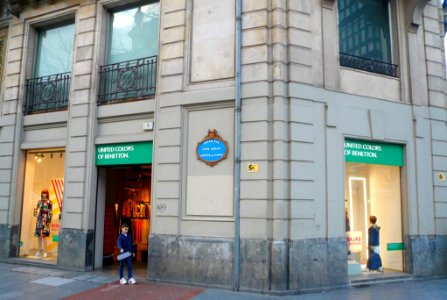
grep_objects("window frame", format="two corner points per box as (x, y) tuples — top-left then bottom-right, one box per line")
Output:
(33, 20), (76, 78)
(106, 0), (159, 65)
(337, 0), (400, 77)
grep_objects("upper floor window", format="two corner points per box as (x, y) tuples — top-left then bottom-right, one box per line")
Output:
(108, 3), (159, 64)
(34, 22), (75, 77)
(338, 0), (398, 77)
(98, 2), (160, 104)
(24, 22), (75, 115)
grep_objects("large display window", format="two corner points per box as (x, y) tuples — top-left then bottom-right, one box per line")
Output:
(344, 139), (404, 275)
(19, 149), (65, 262)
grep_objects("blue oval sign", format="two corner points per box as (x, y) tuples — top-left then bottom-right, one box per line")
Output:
(197, 139), (227, 163)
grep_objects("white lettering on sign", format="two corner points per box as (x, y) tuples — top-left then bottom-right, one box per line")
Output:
(97, 145), (135, 161)
(345, 142), (382, 159)
(98, 145), (135, 153)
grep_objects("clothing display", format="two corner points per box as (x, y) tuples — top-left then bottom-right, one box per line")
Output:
(131, 219), (150, 243)
(34, 196), (52, 238)
(121, 198), (149, 219)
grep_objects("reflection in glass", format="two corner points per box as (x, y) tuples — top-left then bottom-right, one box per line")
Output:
(108, 3), (160, 64)
(338, 0), (391, 63)
(34, 23), (75, 77)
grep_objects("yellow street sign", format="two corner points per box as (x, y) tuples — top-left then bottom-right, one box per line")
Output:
(247, 163), (259, 173)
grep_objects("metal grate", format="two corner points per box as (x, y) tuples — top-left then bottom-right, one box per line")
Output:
(24, 72), (70, 115)
(340, 53), (399, 78)
(98, 56), (157, 105)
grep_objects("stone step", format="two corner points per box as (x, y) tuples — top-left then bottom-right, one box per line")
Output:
(350, 272), (413, 287)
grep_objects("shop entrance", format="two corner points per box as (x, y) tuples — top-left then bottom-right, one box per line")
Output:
(344, 139), (405, 276)
(94, 165), (151, 274)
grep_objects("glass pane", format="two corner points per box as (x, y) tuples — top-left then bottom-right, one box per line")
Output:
(338, 0), (391, 63)
(345, 162), (403, 273)
(19, 150), (65, 263)
(108, 3), (160, 64)
(34, 23), (75, 77)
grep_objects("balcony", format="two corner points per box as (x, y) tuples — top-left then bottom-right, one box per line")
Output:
(340, 53), (399, 78)
(98, 56), (157, 105)
(24, 72), (70, 115)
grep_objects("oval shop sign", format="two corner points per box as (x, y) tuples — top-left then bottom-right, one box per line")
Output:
(196, 129), (229, 167)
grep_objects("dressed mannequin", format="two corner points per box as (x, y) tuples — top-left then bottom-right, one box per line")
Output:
(33, 188), (52, 258)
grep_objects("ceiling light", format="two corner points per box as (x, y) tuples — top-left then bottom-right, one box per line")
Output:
(34, 153), (45, 163)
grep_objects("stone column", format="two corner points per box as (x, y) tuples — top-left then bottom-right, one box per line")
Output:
(0, 18), (25, 259)
(58, 0), (97, 270)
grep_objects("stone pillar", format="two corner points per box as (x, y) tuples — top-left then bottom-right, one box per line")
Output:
(0, 18), (25, 259)
(238, 0), (272, 291)
(270, 0), (289, 291)
(58, 0), (98, 270)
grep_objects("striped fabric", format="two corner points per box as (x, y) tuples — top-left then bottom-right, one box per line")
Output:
(51, 178), (64, 211)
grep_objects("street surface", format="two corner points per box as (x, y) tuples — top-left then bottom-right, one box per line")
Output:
(0, 262), (445, 300)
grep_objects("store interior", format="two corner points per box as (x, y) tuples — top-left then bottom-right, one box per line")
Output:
(20, 149), (65, 263)
(101, 165), (151, 270)
(345, 162), (403, 275)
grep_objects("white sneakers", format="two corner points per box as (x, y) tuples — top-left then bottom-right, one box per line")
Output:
(35, 251), (48, 258)
(120, 277), (136, 285)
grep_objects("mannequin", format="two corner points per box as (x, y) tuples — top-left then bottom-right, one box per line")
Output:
(33, 188), (52, 258)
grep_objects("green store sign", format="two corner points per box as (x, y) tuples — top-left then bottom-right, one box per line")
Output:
(387, 243), (404, 251)
(96, 142), (153, 166)
(344, 139), (404, 166)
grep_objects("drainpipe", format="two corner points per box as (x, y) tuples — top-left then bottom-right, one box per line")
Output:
(233, 0), (242, 292)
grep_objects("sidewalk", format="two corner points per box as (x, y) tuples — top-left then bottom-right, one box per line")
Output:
(63, 277), (447, 300)
(0, 261), (446, 300)
(64, 281), (204, 300)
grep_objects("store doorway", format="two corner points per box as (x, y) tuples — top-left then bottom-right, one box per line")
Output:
(344, 139), (405, 276)
(95, 164), (151, 276)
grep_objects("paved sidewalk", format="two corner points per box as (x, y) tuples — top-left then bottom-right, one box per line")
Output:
(64, 281), (204, 300)
(62, 277), (447, 300)
(0, 261), (446, 300)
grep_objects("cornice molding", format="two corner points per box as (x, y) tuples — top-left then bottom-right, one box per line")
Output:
(405, 0), (429, 33)
(322, 0), (336, 10)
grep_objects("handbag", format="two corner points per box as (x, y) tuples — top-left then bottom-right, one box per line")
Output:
(117, 251), (132, 261)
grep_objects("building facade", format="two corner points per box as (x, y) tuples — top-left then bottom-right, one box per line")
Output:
(0, 0), (446, 294)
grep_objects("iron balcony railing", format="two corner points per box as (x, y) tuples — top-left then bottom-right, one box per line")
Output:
(340, 53), (399, 78)
(24, 72), (71, 115)
(98, 56), (157, 105)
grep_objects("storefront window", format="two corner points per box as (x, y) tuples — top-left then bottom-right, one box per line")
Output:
(19, 149), (65, 262)
(344, 140), (404, 275)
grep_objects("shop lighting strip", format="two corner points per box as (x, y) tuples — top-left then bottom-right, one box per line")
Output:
(27, 150), (65, 155)
(348, 177), (368, 259)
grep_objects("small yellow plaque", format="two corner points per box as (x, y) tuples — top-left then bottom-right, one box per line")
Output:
(247, 163), (259, 173)
(439, 172), (446, 182)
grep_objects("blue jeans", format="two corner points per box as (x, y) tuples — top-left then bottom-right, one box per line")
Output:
(119, 256), (133, 279)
